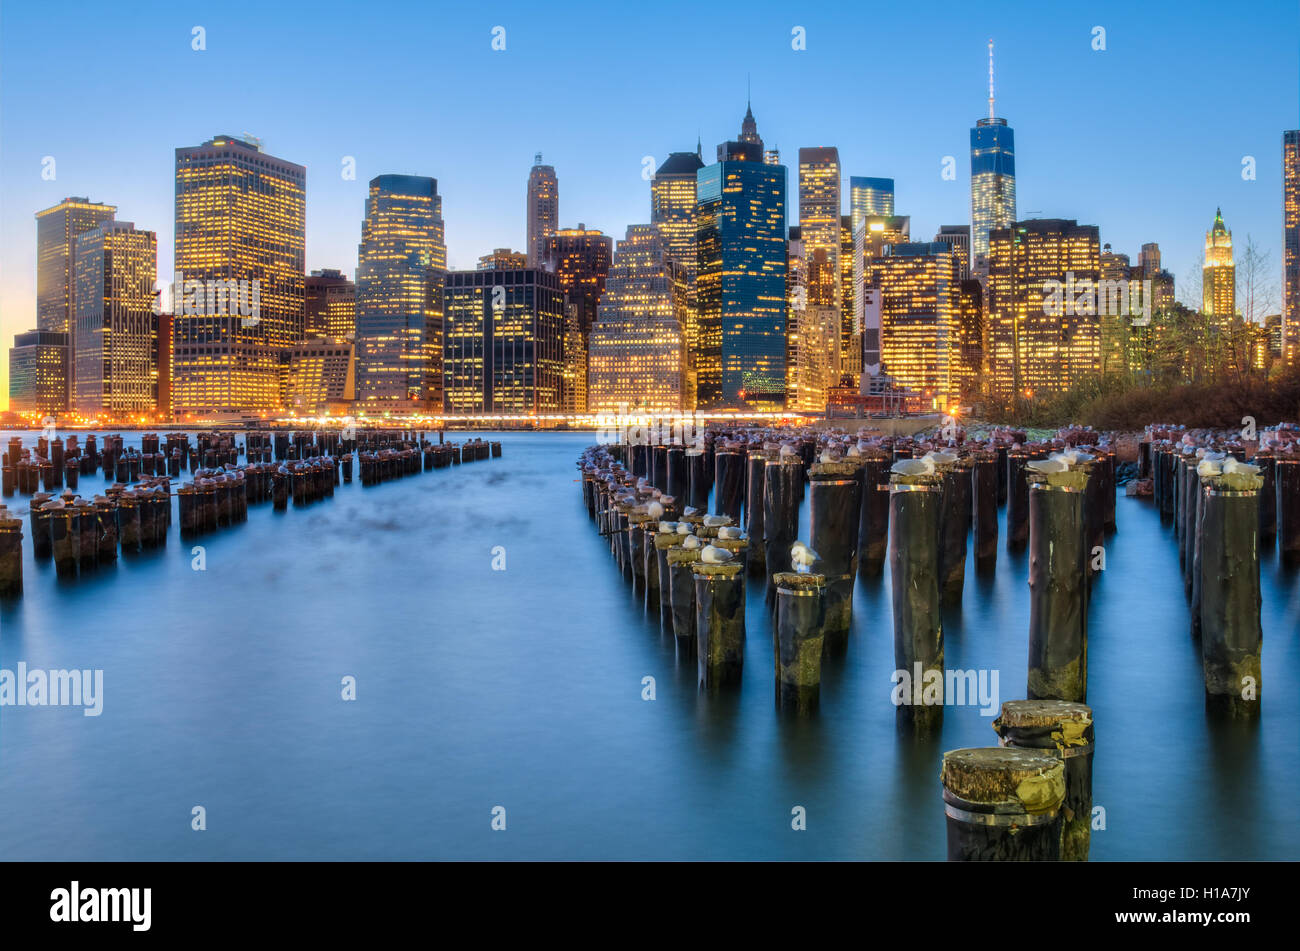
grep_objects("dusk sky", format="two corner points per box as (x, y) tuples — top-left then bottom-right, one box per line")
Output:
(1, 0), (1296, 408)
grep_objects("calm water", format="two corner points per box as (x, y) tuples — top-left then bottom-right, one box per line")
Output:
(1, 430), (1297, 860)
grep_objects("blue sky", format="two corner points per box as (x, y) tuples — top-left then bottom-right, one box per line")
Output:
(1, 0), (1297, 406)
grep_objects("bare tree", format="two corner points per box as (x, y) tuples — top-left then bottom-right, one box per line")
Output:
(1178, 250), (1204, 311)
(1236, 233), (1280, 323)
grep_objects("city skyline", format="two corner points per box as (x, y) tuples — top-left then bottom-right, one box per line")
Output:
(1, 0), (1296, 409)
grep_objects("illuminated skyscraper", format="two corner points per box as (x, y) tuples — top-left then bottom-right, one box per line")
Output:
(970, 41), (1016, 275)
(172, 135), (305, 415)
(544, 225), (612, 338)
(36, 197), (117, 334)
(987, 219), (1101, 401)
(786, 228), (837, 412)
(1283, 131), (1299, 363)
(739, 100), (764, 151)
(35, 197), (117, 405)
(872, 243), (961, 407)
(933, 225), (971, 281)
(849, 177), (894, 233)
(526, 154), (559, 268)
(478, 249), (528, 270)
(284, 339), (355, 414)
(695, 146), (788, 409)
(72, 221), (158, 415)
(841, 215), (859, 382)
(8, 331), (70, 415)
(305, 269), (356, 341)
(799, 147), (843, 382)
(588, 225), (686, 412)
(651, 149), (705, 395)
(355, 174), (446, 409)
(1202, 208), (1235, 317)
(442, 266), (564, 414)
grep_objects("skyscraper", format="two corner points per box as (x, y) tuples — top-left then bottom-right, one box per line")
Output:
(970, 41), (1016, 276)
(36, 197), (117, 334)
(695, 144), (788, 409)
(872, 242), (961, 406)
(1283, 131), (1299, 363)
(739, 100), (764, 151)
(35, 197), (117, 405)
(933, 225), (971, 281)
(1203, 208), (1235, 318)
(587, 225), (686, 412)
(354, 174), (446, 408)
(799, 147), (843, 381)
(987, 219), (1101, 401)
(172, 135), (305, 415)
(849, 177), (895, 233)
(8, 331), (70, 415)
(526, 154), (559, 268)
(651, 149), (705, 396)
(72, 220), (158, 415)
(305, 269), (356, 341)
(544, 225), (613, 338)
(442, 266), (564, 414)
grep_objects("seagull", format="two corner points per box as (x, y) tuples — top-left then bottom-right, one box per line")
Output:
(718, 526), (743, 540)
(1027, 458), (1069, 474)
(1223, 457), (1260, 477)
(682, 535), (703, 550)
(703, 514), (732, 527)
(892, 457), (935, 477)
(925, 450), (958, 466)
(791, 541), (818, 572)
(700, 545), (733, 564)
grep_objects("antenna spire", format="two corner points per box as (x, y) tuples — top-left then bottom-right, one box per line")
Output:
(987, 39), (996, 120)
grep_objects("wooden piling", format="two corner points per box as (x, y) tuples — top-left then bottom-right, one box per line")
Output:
(808, 462), (861, 647)
(667, 544), (701, 656)
(972, 450), (998, 567)
(0, 507), (23, 597)
(856, 450), (891, 578)
(693, 561), (746, 688)
(772, 572), (826, 713)
(889, 475), (944, 731)
(940, 748), (1065, 861)
(939, 457), (973, 601)
(744, 452), (767, 577)
(1027, 477), (1089, 702)
(763, 456), (802, 595)
(1200, 480), (1263, 717)
(993, 700), (1094, 861)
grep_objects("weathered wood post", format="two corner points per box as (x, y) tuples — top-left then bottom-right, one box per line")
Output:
(940, 748), (1065, 861)
(713, 449), (745, 521)
(667, 540), (702, 655)
(763, 454), (803, 596)
(938, 455), (972, 602)
(972, 449), (998, 568)
(1275, 456), (1300, 561)
(1199, 467), (1264, 718)
(993, 700), (1094, 861)
(0, 506), (23, 597)
(889, 467), (944, 732)
(30, 492), (53, 560)
(694, 558), (746, 688)
(686, 448), (710, 511)
(856, 449), (891, 578)
(1027, 465), (1089, 702)
(808, 461), (861, 648)
(744, 451), (767, 577)
(1006, 448), (1031, 549)
(773, 571), (826, 713)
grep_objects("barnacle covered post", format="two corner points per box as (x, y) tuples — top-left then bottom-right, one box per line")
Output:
(808, 461), (862, 646)
(1006, 447), (1032, 549)
(773, 571), (827, 713)
(1276, 456), (1300, 561)
(889, 462), (944, 732)
(993, 700), (1094, 862)
(1199, 463), (1264, 718)
(1026, 459), (1089, 703)
(694, 556), (746, 689)
(686, 448), (710, 511)
(940, 748), (1065, 861)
